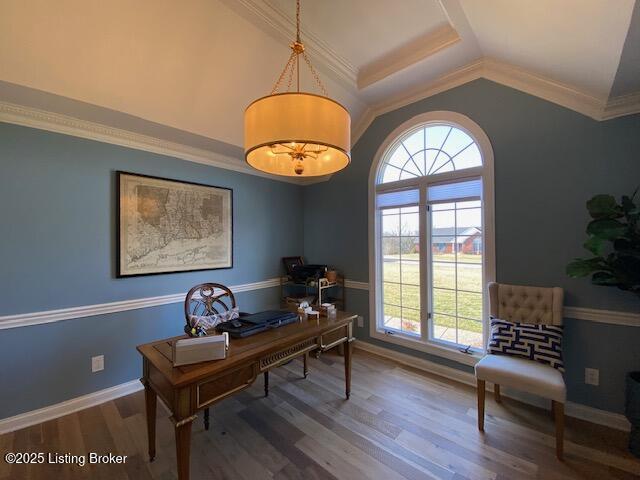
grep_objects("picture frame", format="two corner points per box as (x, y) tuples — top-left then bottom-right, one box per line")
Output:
(116, 171), (233, 277)
(282, 256), (304, 276)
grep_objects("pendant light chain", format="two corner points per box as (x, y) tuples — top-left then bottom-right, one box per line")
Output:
(295, 0), (301, 43)
(302, 51), (328, 96)
(270, 51), (297, 95)
(269, 0), (328, 96)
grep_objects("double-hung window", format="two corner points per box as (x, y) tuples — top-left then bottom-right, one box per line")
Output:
(370, 113), (495, 361)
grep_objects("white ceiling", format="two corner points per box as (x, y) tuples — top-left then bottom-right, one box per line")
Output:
(268, 0), (451, 70)
(0, 0), (638, 181)
(459, 0), (635, 99)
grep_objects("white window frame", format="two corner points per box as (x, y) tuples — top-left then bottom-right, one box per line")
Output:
(368, 111), (495, 365)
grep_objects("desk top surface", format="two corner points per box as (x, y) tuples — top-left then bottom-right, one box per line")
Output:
(137, 311), (357, 387)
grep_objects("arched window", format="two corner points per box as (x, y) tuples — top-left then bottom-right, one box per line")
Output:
(369, 111), (495, 361)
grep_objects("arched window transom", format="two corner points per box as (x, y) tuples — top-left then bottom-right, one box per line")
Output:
(378, 124), (482, 184)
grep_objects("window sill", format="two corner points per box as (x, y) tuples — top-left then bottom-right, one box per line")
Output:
(370, 329), (482, 367)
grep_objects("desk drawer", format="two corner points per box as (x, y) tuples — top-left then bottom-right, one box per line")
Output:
(259, 338), (317, 371)
(197, 362), (258, 408)
(321, 325), (349, 351)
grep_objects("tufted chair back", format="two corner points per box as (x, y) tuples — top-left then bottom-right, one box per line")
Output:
(488, 282), (564, 325)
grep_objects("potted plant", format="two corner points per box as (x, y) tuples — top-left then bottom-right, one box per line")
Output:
(627, 372), (640, 457)
(567, 190), (639, 456)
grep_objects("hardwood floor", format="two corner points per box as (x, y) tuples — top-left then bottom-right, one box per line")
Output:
(2, 350), (639, 479)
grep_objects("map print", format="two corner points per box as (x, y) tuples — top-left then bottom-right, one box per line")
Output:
(118, 173), (232, 276)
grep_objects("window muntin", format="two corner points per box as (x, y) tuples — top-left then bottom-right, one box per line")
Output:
(373, 117), (493, 357)
(379, 125), (482, 184)
(428, 198), (483, 349)
(380, 201), (421, 336)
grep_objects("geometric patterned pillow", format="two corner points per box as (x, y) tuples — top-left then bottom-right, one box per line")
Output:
(488, 318), (565, 372)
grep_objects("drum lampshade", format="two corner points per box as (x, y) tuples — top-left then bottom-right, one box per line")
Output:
(244, 93), (351, 177)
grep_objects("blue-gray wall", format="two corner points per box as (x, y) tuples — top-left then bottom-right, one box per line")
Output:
(0, 123), (303, 418)
(303, 79), (640, 414)
(1, 79), (639, 420)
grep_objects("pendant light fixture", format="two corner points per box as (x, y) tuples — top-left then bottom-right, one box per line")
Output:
(244, 0), (351, 177)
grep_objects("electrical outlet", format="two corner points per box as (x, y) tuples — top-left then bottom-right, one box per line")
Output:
(585, 367), (599, 386)
(357, 315), (364, 328)
(92, 355), (104, 373)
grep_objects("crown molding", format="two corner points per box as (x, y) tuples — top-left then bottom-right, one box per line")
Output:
(482, 58), (605, 119)
(225, 0), (357, 88)
(358, 24), (461, 90)
(351, 58), (640, 145)
(352, 60), (485, 145)
(601, 91), (640, 120)
(0, 101), (332, 186)
(351, 108), (376, 148)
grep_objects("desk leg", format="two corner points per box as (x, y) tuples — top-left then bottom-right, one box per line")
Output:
(144, 383), (157, 462)
(303, 352), (309, 378)
(175, 417), (194, 480)
(344, 340), (352, 399)
(203, 408), (210, 431)
(264, 371), (269, 397)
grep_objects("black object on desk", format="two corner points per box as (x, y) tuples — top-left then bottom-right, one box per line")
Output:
(217, 310), (299, 338)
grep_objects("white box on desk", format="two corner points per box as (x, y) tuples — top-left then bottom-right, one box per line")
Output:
(172, 332), (229, 366)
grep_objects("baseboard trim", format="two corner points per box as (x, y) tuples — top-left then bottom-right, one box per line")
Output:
(355, 340), (631, 432)
(0, 380), (143, 435)
(0, 277), (281, 330)
(1, 342), (631, 434)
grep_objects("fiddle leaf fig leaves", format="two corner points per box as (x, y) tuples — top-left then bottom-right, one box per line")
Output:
(567, 190), (640, 299)
(583, 236), (604, 255)
(586, 194), (622, 219)
(566, 257), (606, 277)
(586, 219), (626, 239)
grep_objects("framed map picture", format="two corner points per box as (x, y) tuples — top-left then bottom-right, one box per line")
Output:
(117, 172), (233, 277)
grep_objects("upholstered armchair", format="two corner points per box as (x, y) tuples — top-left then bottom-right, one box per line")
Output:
(475, 282), (566, 459)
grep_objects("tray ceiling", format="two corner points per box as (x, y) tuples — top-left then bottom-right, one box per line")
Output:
(0, 0), (638, 183)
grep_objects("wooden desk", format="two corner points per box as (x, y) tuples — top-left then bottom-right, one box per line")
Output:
(137, 311), (357, 480)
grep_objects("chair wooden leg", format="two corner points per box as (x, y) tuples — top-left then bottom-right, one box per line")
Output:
(553, 400), (564, 460)
(477, 379), (485, 431)
(494, 384), (501, 403)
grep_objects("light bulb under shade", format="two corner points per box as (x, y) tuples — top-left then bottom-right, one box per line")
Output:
(244, 92), (351, 177)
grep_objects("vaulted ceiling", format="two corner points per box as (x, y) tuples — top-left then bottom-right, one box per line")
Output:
(1, 0), (639, 182)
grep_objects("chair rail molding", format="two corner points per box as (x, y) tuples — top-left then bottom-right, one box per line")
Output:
(344, 279), (370, 291)
(0, 278), (282, 330)
(343, 280), (640, 327)
(563, 306), (640, 327)
(1, 278), (637, 331)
